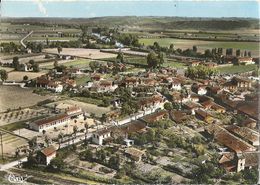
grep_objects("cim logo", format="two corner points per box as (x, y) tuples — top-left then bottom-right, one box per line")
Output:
(8, 173), (32, 184)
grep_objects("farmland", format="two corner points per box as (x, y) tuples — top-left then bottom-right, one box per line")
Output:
(0, 86), (53, 112)
(43, 48), (117, 59)
(7, 71), (46, 81)
(217, 64), (258, 74)
(139, 38), (260, 57)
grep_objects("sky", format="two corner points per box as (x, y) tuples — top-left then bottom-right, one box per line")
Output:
(1, 0), (259, 18)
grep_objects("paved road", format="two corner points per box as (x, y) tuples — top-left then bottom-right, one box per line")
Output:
(0, 157), (27, 171)
(20, 31), (33, 48)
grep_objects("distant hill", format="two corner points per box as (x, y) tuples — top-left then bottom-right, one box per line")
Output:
(3, 16), (259, 31)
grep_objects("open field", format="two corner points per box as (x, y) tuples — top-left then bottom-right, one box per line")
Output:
(7, 71), (46, 81)
(139, 38), (260, 57)
(45, 99), (111, 117)
(43, 48), (117, 59)
(0, 86), (53, 112)
(0, 66), (14, 72)
(40, 59), (92, 70)
(1, 54), (55, 64)
(217, 64), (257, 74)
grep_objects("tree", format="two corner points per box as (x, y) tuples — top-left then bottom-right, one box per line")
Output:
(147, 128), (156, 141)
(46, 38), (49, 46)
(58, 133), (64, 149)
(57, 46), (62, 54)
(242, 167), (258, 184)
(204, 49), (212, 58)
(217, 48), (223, 55)
(158, 52), (166, 67)
(84, 123), (89, 144)
(32, 63), (40, 72)
(48, 157), (65, 172)
(164, 102), (173, 111)
(169, 44), (174, 50)
(89, 61), (100, 72)
(108, 155), (120, 170)
(236, 49), (241, 57)
(153, 42), (160, 51)
(147, 51), (158, 68)
(192, 45), (198, 53)
(54, 61), (59, 68)
(80, 149), (93, 161)
(244, 50), (248, 57)
(194, 144), (206, 156)
(23, 75), (29, 81)
(28, 136), (37, 149)
(96, 149), (107, 163)
(100, 113), (107, 125)
(29, 59), (35, 65)
(116, 52), (124, 63)
(12, 57), (20, 70)
(0, 70), (8, 82)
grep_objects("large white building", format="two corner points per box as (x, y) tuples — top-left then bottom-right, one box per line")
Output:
(29, 114), (70, 132)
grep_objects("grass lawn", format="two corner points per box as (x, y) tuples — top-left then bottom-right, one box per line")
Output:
(62, 59), (91, 68)
(75, 75), (91, 85)
(217, 64), (257, 74)
(125, 56), (147, 65)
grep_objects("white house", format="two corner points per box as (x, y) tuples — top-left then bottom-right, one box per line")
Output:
(29, 114), (70, 132)
(92, 128), (111, 145)
(91, 80), (118, 93)
(171, 78), (182, 91)
(38, 145), (57, 165)
(47, 82), (63, 93)
(197, 86), (207, 95)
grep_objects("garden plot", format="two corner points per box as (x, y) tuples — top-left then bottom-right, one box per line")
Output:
(1, 133), (28, 156)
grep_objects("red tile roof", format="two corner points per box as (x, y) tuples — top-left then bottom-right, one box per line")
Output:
(33, 114), (69, 126)
(41, 145), (56, 157)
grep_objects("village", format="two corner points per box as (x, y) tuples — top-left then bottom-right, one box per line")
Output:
(0, 15), (259, 184)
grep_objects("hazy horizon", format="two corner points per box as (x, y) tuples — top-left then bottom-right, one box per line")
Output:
(1, 1), (259, 19)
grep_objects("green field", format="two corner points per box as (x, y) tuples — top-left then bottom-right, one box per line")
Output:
(63, 59), (91, 68)
(75, 75), (91, 85)
(139, 38), (259, 56)
(217, 64), (257, 74)
(42, 59), (91, 69)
